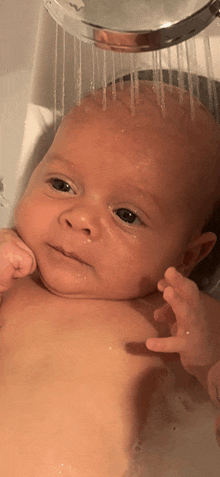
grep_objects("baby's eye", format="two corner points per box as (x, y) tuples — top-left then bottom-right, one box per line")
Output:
(49, 178), (74, 194)
(115, 208), (140, 224)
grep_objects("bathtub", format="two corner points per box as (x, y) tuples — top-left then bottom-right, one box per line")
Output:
(1, 0), (220, 475)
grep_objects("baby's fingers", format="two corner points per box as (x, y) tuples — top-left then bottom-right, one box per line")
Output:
(146, 336), (186, 354)
(208, 361), (220, 405)
(154, 303), (176, 325)
(163, 267), (200, 306)
(163, 286), (193, 323)
(10, 245), (36, 278)
(163, 284), (207, 333)
(0, 242), (36, 281)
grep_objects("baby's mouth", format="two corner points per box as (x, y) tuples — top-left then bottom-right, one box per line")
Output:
(49, 244), (88, 265)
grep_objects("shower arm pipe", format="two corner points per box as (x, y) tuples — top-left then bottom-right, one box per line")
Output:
(43, 0), (220, 53)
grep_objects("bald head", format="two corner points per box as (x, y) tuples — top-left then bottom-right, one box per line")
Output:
(64, 80), (219, 139)
(58, 81), (220, 235)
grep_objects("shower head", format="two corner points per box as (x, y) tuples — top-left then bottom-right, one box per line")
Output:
(43, 0), (220, 52)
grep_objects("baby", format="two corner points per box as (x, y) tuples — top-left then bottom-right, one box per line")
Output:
(1, 81), (220, 477)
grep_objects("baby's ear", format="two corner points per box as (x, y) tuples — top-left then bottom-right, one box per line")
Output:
(178, 232), (217, 277)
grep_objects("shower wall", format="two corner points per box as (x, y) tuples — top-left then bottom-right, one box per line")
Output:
(0, 0), (41, 227)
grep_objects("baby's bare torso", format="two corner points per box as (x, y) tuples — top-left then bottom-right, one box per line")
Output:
(0, 273), (168, 477)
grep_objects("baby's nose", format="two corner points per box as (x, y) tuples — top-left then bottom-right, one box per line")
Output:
(60, 207), (102, 241)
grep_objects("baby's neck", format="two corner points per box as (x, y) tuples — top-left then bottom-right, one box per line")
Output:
(31, 268), (161, 305)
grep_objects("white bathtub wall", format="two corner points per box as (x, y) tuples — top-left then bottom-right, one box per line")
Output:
(0, 0), (42, 227)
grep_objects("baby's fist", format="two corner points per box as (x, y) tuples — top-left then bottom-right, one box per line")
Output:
(0, 228), (36, 293)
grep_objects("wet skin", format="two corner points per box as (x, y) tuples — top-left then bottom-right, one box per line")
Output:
(14, 83), (220, 301)
(1, 82), (220, 475)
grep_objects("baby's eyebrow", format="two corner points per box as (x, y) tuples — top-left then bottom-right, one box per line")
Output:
(46, 153), (163, 215)
(125, 182), (162, 216)
(46, 154), (75, 169)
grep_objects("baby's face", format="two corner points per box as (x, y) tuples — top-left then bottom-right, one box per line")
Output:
(14, 84), (219, 299)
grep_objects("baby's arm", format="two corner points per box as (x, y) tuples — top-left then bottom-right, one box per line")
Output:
(146, 267), (220, 389)
(0, 228), (36, 305)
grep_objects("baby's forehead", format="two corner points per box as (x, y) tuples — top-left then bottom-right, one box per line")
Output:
(57, 82), (220, 193)
(62, 81), (218, 148)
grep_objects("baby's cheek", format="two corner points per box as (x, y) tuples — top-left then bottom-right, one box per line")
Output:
(14, 199), (26, 230)
(14, 198), (36, 243)
(14, 191), (32, 221)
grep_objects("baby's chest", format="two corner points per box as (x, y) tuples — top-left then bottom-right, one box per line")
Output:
(0, 316), (119, 389)
(0, 319), (131, 477)
(0, 287), (167, 475)
(0, 295), (156, 393)
(0, 279), (164, 387)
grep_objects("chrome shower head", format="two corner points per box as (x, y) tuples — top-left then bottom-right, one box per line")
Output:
(43, 0), (220, 52)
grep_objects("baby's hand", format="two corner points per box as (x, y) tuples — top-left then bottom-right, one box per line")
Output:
(146, 267), (218, 380)
(208, 361), (220, 405)
(0, 228), (36, 293)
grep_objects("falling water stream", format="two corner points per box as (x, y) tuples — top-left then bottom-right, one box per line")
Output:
(111, 51), (117, 100)
(203, 34), (219, 122)
(102, 50), (107, 110)
(52, 23), (220, 128)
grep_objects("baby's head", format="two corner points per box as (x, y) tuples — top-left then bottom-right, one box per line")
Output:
(14, 82), (220, 300)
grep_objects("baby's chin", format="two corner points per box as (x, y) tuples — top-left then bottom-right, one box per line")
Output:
(34, 268), (156, 301)
(36, 270), (95, 299)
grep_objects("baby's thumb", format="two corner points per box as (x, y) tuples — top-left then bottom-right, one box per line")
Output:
(13, 243), (37, 277)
